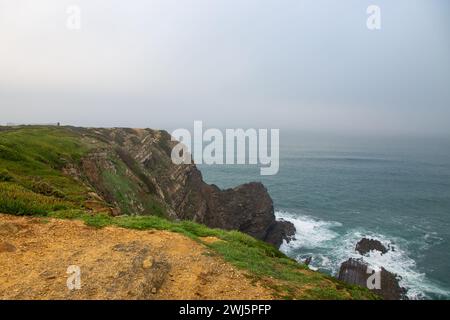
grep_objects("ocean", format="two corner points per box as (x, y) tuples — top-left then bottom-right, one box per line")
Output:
(198, 132), (450, 299)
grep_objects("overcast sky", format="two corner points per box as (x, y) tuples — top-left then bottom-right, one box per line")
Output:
(0, 0), (449, 135)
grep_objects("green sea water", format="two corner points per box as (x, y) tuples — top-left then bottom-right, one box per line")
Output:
(198, 132), (450, 299)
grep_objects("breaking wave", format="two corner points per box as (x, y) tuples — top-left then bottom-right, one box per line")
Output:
(276, 210), (450, 299)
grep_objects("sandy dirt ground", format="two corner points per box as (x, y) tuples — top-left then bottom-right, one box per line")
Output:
(0, 214), (273, 300)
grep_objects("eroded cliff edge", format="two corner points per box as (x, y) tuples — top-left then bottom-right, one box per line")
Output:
(65, 127), (295, 247)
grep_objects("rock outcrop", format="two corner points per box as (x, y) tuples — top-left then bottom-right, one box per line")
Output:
(338, 258), (407, 300)
(355, 238), (388, 255)
(263, 219), (297, 248)
(303, 256), (312, 266)
(337, 237), (408, 299)
(66, 127), (295, 248)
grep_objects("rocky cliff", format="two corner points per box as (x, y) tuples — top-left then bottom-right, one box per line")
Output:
(52, 127), (294, 247)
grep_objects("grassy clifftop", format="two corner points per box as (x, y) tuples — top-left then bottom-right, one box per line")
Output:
(0, 126), (166, 216)
(0, 126), (91, 214)
(0, 126), (379, 300)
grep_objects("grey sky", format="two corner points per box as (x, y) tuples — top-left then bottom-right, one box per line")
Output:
(0, 0), (449, 135)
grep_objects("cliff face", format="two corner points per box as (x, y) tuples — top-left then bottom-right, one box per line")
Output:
(64, 127), (294, 247)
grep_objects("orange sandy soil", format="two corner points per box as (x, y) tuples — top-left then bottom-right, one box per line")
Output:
(0, 214), (273, 300)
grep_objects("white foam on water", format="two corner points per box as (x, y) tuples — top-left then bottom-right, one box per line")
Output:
(276, 211), (450, 300)
(332, 231), (450, 299)
(277, 210), (341, 250)
(276, 210), (344, 272)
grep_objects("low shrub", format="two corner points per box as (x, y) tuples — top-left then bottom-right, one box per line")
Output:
(0, 182), (72, 215)
(30, 179), (65, 198)
(0, 169), (13, 182)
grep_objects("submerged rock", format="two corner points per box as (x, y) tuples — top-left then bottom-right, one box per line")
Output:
(355, 238), (388, 255)
(304, 256), (312, 266)
(338, 258), (407, 300)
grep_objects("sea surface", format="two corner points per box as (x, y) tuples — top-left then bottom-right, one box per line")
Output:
(198, 132), (450, 299)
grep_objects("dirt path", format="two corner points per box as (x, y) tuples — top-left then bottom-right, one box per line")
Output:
(0, 214), (273, 300)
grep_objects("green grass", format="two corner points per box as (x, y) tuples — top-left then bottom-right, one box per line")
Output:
(0, 169), (13, 182)
(0, 182), (73, 215)
(0, 127), (88, 169)
(0, 126), (94, 204)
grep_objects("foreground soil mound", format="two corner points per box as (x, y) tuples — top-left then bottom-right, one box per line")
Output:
(0, 214), (271, 300)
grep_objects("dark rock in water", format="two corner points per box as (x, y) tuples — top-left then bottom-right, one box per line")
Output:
(356, 238), (388, 255)
(263, 219), (296, 248)
(338, 258), (407, 300)
(304, 256), (312, 266)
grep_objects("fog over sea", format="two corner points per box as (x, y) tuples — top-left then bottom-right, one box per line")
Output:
(198, 132), (450, 299)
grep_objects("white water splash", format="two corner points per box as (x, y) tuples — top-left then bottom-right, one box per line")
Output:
(276, 210), (450, 300)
